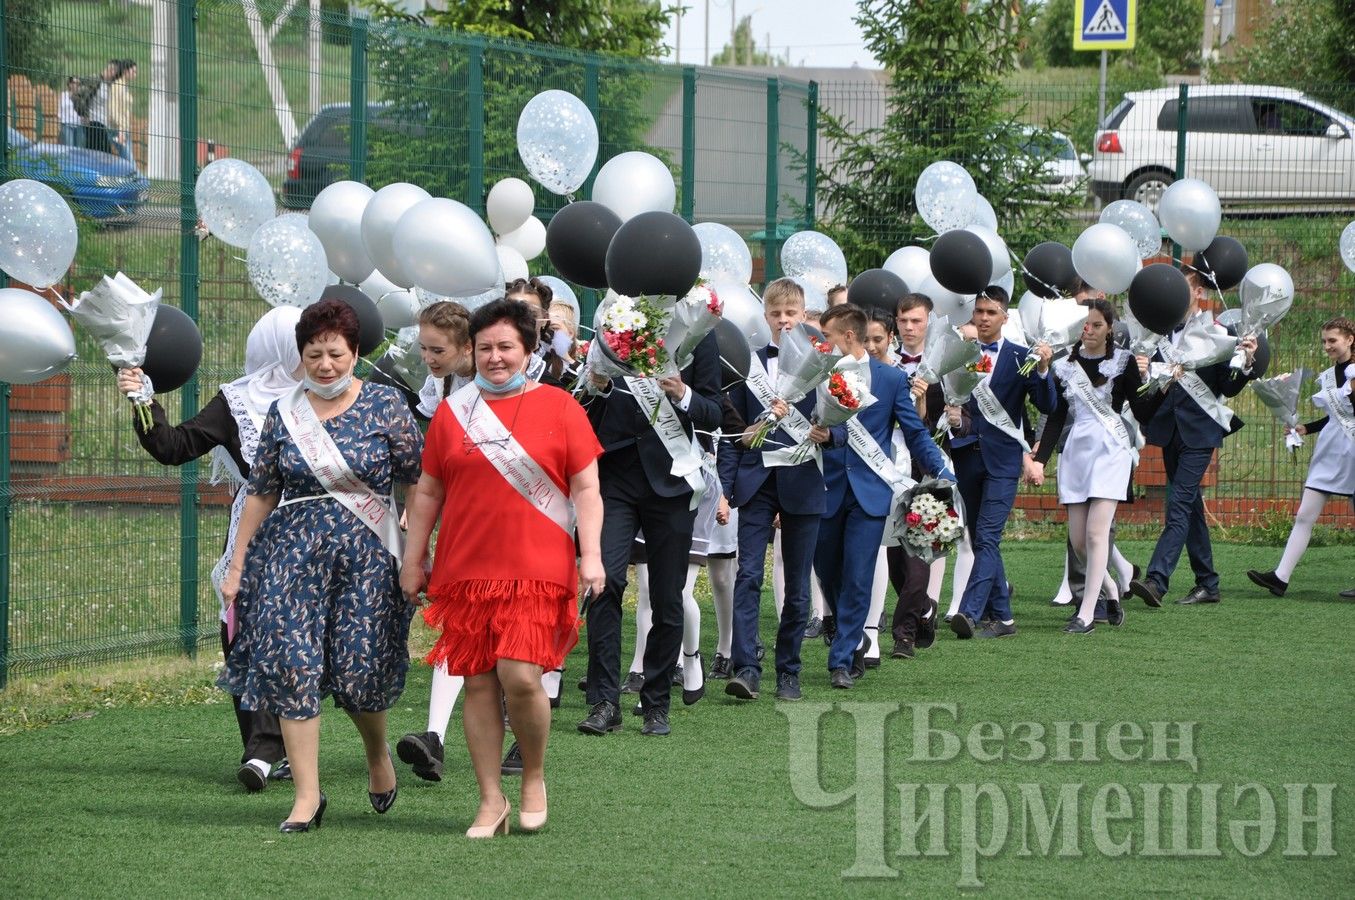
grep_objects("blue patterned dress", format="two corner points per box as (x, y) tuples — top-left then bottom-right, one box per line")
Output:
(220, 383), (423, 718)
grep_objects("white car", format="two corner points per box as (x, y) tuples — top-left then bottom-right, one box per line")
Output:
(1088, 85), (1355, 212)
(1021, 128), (1087, 197)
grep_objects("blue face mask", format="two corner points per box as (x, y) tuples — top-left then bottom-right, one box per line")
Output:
(475, 362), (528, 395)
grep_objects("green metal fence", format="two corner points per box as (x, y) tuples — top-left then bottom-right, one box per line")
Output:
(1, 0), (1353, 685)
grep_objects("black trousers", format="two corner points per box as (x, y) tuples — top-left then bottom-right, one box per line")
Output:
(220, 623), (285, 765)
(587, 453), (696, 715)
(887, 544), (932, 643)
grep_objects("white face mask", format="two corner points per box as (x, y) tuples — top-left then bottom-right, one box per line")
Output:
(303, 370), (352, 400)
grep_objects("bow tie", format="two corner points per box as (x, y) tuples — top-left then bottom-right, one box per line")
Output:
(899, 354), (921, 365)
(981, 342), (1000, 353)
(765, 346), (779, 358)
(1171, 324), (1186, 335)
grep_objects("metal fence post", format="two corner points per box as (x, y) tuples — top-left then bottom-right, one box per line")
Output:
(804, 81), (818, 230)
(177, 0), (201, 658)
(680, 66), (696, 223)
(467, 35), (486, 215)
(1172, 84), (1188, 265)
(764, 77), (781, 283)
(350, 14), (368, 182)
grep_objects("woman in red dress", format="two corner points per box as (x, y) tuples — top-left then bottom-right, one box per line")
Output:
(401, 298), (605, 838)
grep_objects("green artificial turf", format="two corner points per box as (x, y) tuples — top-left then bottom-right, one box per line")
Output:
(1, 540), (1352, 898)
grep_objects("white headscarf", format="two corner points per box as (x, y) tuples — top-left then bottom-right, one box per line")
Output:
(215, 306), (304, 482)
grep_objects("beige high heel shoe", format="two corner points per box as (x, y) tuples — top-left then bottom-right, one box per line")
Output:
(519, 787), (548, 833)
(465, 798), (511, 838)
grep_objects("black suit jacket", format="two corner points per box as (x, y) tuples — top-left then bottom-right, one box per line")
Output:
(583, 330), (725, 498)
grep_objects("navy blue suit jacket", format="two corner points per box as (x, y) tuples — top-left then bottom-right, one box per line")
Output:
(719, 348), (826, 516)
(962, 341), (1057, 480)
(821, 357), (947, 518)
(1143, 351), (1249, 450)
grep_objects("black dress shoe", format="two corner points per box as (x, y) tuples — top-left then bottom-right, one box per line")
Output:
(775, 672), (802, 701)
(500, 741), (523, 776)
(1129, 578), (1163, 608)
(708, 653), (732, 680)
(1063, 618), (1094, 634)
(849, 633), (872, 679)
(671, 664), (684, 688)
(369, 785), (397, 814)
(1342, 587), (1355, 600)
(237, 761), (268, 793)
(821, 616), (836, 646)
(681, 652), (705, 706)
(1107, 595), (1125, 627)
(1246, 569), (1288, 597)
(891, 639), (915, 659)
(640, 709), (671, 736)
(916, 601), (938, 649)
(577, 675), (588, 692)
(803, 616), (824, 639)
(577, 701), (622, 735)
(621, 671), (644, 694)
(725, 667), (760, 700)
(279, 793), (326, 833)
(976, 620), (1017, 639)
(269, 758), (292, 781)
(949, 613), (975, 639)
(1176, 586), (1221, 605)
(396, 731), (444, 783)
(829, 667), (854, 689)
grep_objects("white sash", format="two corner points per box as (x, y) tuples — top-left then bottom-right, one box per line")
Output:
(1158, 344), (1236, 432)
(622, 377), (707, 509)
(1317, 369), (1355, 442)
(972, 378), (1032, 454)
(448, 384), (575, 535)
(745, 354), (817, 468)
(1062, 362), (1135, 455)
(277, 387), (404, 561)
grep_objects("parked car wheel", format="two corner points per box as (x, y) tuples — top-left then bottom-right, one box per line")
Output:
(1124, 169), (1174, 214)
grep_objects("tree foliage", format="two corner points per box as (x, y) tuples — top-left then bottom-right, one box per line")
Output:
(3, 0), (53, 79)
(1214, 0), (1355, 102)
(814, 0), (1084, 273)
(1036, 0), (1201, 72)
(711, 16), (787, 66)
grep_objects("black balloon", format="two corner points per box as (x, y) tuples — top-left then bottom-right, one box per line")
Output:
(712, 317), (751, 392)
(546, 201), (621, 290)
(141, 305), (203, 394)
(929, 229), (993, 295)
(321, 285), (384, 357)
(1191, 236), (1248, 292)
(1022, 241), (1077, 299)
(846, 268), (910, 315)
(1127, 263), (1191, 335)
(604, 211), (702, 298)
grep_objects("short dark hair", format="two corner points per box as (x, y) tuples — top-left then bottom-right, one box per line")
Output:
(469, 298), (539, 354)
(976, 284), (1010, 310)
(820, 302), (868, 339)
(896, 292), (933, 315)
(296, 297), (360, 354)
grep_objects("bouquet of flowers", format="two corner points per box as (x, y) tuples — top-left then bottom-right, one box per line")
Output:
(933, 363), (987, 442)
(665, 282), (723, 370)
(914, 317), (981, 385)
(1229, 272), (1293, 370)
(748, 324), (844, 448)
(584, 291), (677, 381)
(894, 477), (964, 563)
(60, 272), (161, 430)
(1251, 369), (1312, 455)
(1017, 300), (1088, 376)
(788, 369), (876, 462)
(1141, 312), (1239, 395)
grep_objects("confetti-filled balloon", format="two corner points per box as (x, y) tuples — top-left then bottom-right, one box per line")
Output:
(517, 90), (599, 196)
(780, 231), (848, 286)
(1100, 199), (1162, 260)
(915, 161), (978, 234)
(247, 214), (329, 308)
(1340, 221), (1355, 274)
(194, 159), (275, 249)
(693, 222), (753, 284)
(0, 179), (78, 289)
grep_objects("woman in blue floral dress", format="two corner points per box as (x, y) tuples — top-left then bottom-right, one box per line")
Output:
(220, 298), (423, 832)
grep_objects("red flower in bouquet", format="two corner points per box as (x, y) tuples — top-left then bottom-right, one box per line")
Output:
(827, 372), (860, 410)
(905, 511), (922, 526)
(970, 354), (993, 374)
(810, 335), (834, 354)
(705, 286), (723, 316)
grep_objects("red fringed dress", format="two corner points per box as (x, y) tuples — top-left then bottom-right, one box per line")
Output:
(421, 384), (601, 676)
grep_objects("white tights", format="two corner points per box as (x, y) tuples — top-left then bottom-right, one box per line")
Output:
(709, 556), (737, 656)
(1275, 488), (1329, 582)
(1067, 499), (1120, 625)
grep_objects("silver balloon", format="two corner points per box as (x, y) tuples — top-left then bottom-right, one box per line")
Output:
(517, 89), (599, 197)
(458, 282), (507, 314)
(360, 182), (431, 289)
(591, 151), (676, 222)
(1071, 223), (1141, 295)
(1100, 199), (1161, 260)
(0, 288), (77, 383)
(788, 274), (829, 311)
(536, 275), (579, 322)
(422, 265), (506, 313)
(194, 159), (275, 250)
(915, 161), (978, 234)
(971, 195), (998, 231)
(361, 270), (419, 329)
(996, 269), (1015, 299)
(486, 177), (536, 236)
(496, 245), (530, 283)
(963, 225), (1012, 281)
(693, 222), (753, 284)
(918, 273), (975, 325)
(247, 213), (329, 308)
(1238, 263), (1295, 330)
(308, 180), (375, 284)
(883, 246), (932, 291)
(780, 231), (848, 285)
(392, 198), (499, 298)
(0, 179), (78, 289)
(497, 216), (547, 261)
(1341, 221), (1355, 274)
(1158, 179), (1221, 252)
(1017, 290), (1044, 342)
(712, 279), (772, 349)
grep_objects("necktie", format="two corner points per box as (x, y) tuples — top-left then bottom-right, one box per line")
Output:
(899, 354), (921, 365)
(981, 342), (1000, 353)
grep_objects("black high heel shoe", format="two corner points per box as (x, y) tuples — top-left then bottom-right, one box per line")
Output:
(369, 749), (398, 814)
(279, 793), (326, 833)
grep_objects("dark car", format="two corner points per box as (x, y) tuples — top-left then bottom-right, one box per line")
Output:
(281, 102), (424, 208)
(7, 127), (149, 220)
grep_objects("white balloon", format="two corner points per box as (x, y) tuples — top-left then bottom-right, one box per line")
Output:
(1239, 263), (1295, 312)
(361, 270), (419, 330)
(247, 214), (329, 308)
(486, 177), (536, 236)
(1017, 290), (1044, 341)
(918, 274), (975, 325)
(361, 182), (431, 289)
(308, 180), (375, 283)
(713, 279), (772, 349)
(996, 269), (1015, 299)
(1072, 223), (1141, 295)
(0, 287), (77, 384)
(455, 271), (507, 313)
(915, 161), (978, 234)
(591, 151), (676, 223)
(1100, 199), (1162, 259)
(970, 195), (998, 231)
(1158, 178), (1221, 252)
(963, 225), (1012, 282)
(788, 274), (829, 311)
(496, 245), (530, 283)
(1341, 221), (1355, 274)
(517, 90), (599, 196)
(883, 246), (932, 291)
(781, 231), (848, 284)
(693, 222), (753, 283)
(497, 216), (547, 261)
(393, 198), (499, 298)
(194, 159), (275, 249)
(536, 275), (579, 322)
(0, 179), (78, 289)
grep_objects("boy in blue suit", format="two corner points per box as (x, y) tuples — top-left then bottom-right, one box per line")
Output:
(719, 279), (829, 702)
(949, 287), (1056, 640)
(814, 304), (949, 689)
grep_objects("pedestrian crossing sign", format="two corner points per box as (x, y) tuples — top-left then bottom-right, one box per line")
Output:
(1073, 0), (1137, 50)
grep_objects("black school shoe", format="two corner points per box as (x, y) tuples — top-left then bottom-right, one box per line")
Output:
(396, 731), (445, 782)
(1176, 586), (1221, 605)
(1246, 569), (1288, 597)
